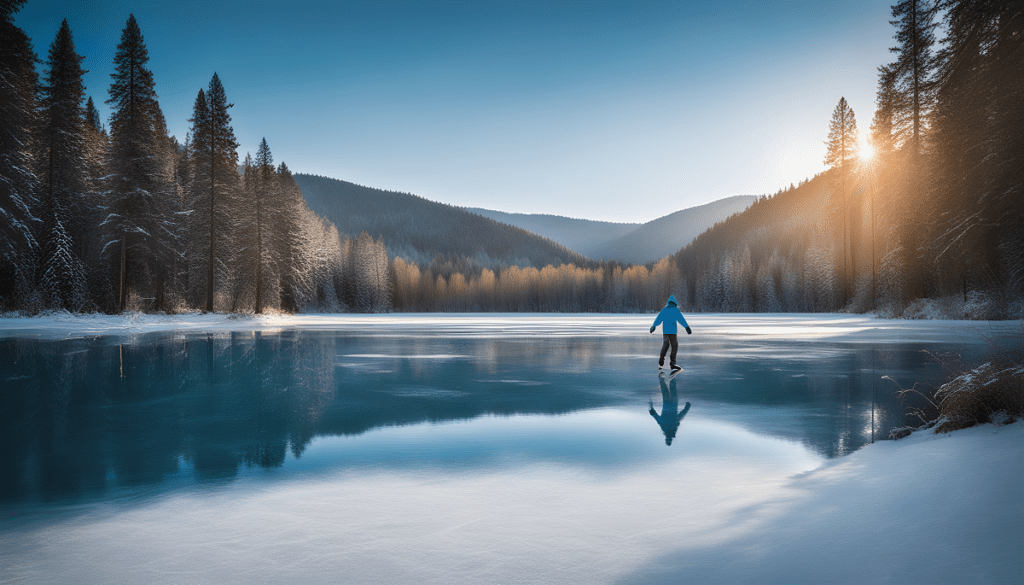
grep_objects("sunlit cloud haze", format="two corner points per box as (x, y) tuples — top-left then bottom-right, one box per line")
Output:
(17, 0), (893, 222)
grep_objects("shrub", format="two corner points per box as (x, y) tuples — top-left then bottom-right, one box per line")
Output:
(888, 358), (1024, 438)
(931, 361), (1024, 433)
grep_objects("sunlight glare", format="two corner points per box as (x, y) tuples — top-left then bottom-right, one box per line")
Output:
(858, 137), (875, 162)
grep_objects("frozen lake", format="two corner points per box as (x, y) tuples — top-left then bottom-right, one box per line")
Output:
(1, 314), (1021, 583)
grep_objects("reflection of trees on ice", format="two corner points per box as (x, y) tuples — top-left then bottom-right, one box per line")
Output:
(1, 331), (337, 493)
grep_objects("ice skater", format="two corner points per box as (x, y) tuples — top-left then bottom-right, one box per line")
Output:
(649, 294), (691, 374)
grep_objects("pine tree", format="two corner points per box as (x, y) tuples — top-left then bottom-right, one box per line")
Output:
(40, 215), (87, 310)
(929, 1), (995, 299)
(871, 65), (901, 160)
(230, 152), (258, 311)
(987, 1), (1024, 296)
(104, 14), (174, 312)
(84, 96), (100, 131)
(824, 97), (858, 306)
(36, 20), (90, 310)
(253, 138), (273, 313)
(0, 0), (40, 309)
(185, 90), (210, 309)
(825, 97), (859, 171)
(275, 162), (302, 313)
(206, 73), (238, 312)
(80, 95), (110, 306)
(893, 0), (940, 300)
(186, 73), (239, 313)
(888, 0), (938, 159)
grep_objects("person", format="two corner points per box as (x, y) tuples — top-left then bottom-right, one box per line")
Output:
(649, 294), (691, 372)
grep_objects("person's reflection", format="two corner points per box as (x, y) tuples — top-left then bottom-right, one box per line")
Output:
(649, 375), (690, 446)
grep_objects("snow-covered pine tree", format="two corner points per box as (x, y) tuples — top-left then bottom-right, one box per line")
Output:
(186, 73), (239, 313)
(40, 216), (87, 310)
(104, 14), (175, 312)
(353, 231), (375, 312)
(0, 0), (41, 310)
(228, 153), (258, 311)
(35, 20), (90, 311)
(184, 91), (210, 309)
(292, 205), (343, 312)
(253, 138), (276, 313)
(272, 162), (303, 313)
(353, 231), (391, 312)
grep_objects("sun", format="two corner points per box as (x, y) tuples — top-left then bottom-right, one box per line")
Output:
(858, 138), (875, 162)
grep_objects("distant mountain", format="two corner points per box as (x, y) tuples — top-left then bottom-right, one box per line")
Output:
(465, 209), (639, 256)
(585, 195), (756, 264)
(293, 174), (589, 269)
(471, 195), (756, 265)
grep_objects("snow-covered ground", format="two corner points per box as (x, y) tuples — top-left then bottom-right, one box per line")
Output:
(619, 421), (1024, 584)
(2, 311), (1022, 344)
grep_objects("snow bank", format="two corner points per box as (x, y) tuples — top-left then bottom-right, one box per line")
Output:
(1, 311), (1021, 344)
(621, 421), (1024, 584)
(890, 291), (1024, 321)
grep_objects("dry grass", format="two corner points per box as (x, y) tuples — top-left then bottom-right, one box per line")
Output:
(931, 360), (1024, 433)
(888, 357), (1024, 438)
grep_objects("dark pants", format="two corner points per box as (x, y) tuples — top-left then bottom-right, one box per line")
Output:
(659, 334), (678, 366)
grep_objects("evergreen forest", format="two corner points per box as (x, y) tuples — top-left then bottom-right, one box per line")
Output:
(1, 1), (1021, 317)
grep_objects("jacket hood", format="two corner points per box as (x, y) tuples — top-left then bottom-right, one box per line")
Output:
(665, 295), (677, 307)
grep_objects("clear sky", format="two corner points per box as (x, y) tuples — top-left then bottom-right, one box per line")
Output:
(15, 0), (895, 223)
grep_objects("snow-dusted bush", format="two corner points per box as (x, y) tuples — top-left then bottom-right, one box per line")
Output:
(902, 296), (957, 320)
(931, 361), (1024, 433)
(890, 359), (1024, 438)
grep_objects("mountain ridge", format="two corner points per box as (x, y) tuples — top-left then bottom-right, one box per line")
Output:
(294, 173), (756, 268)
(470, 195), (756, 264)
(292, 173), (590, 271)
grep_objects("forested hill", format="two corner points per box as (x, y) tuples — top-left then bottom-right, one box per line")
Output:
(465, 209), (639, 259)
(293, 174), (590, 269)
(468, 195), (755, 265)
(670, 174), (832, 312)
(585, 195), (757, 264)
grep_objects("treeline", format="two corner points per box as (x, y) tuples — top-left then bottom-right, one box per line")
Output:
(671, 0), (1023, 317)
(0, 9), (368, 314)
(391, 257), (680, 312)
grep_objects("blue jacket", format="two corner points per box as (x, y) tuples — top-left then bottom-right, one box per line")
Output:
(651, 295), (689, 335)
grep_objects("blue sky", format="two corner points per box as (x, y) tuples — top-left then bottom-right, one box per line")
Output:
(16, 1), (895, 223)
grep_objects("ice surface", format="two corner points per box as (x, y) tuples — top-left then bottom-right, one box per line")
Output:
(1, 314), (1021, 583)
